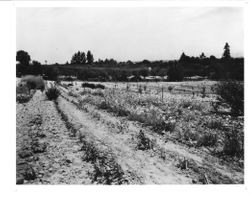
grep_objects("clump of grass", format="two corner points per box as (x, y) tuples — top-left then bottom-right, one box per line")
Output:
(136, 130), (153, 150)
(197, 132), (218, 147)
(45, 86), (60, 100)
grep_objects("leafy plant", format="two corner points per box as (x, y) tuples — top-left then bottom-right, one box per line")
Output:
(45, 86), (60, 100)
(136, 130), (152, 150)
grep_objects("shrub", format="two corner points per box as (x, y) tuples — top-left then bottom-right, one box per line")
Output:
(82, 83), (105, 89)
(45, 86), (60, 100)
(223, 128), (244, 157)
(214, 80), (243, 115)
(96, 84), (105, 89)
(201, 87), (206, 98)
(168, 86), (174, 92)
(21, 75), (45, 92)
(136, 130), (152, 150)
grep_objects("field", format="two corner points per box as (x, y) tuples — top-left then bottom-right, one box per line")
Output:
(16, 79), (244, 184)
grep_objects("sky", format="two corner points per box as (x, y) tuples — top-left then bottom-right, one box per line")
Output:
(16, 7), (244, 64)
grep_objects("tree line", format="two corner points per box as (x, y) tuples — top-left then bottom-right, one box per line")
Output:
(16, 42), (243, 81)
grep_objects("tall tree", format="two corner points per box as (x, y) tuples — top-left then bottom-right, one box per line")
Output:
(16, 50), (30, 66)
(222, 42), (231, 59)
(71, 51), (86, 64)
(87, 50), (94, 64)
(80, 52), (86, 64)
(200, 52), (206, 59)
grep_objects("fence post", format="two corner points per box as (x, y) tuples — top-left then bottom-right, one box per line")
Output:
(161, 85), (164, 101)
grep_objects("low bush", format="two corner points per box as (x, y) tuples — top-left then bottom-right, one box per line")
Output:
(45, 86), (60, 100)
(136, 130), (152, 150)
(197, 132), (218, 147)
(214, 80), (243, 116)
(168, 86), (174, 92)
(223, 127), (244, 157)
(21, 75), (45, 92)
(95, 84), (105, 89)
(82, 83), (105, 89)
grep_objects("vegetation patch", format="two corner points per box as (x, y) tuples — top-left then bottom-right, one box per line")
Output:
(223, 127), (244, 157)
(46, 86), (60, 100)
(213, 80), (243, 116)
(136, 130), (153, 150)
(82, 82), (105, 89)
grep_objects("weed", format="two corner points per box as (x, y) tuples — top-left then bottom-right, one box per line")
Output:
(136, 130), (153, 150)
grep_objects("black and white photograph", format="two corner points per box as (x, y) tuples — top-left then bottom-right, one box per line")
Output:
(14, 2), (245, 186)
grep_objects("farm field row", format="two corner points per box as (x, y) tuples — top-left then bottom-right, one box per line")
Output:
(16, 79), (244, 184)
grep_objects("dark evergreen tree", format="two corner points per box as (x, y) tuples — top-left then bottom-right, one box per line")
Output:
(200, 52), (206, 59)
(222, 42), (231, 59)
(87, 50), (94, 64)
